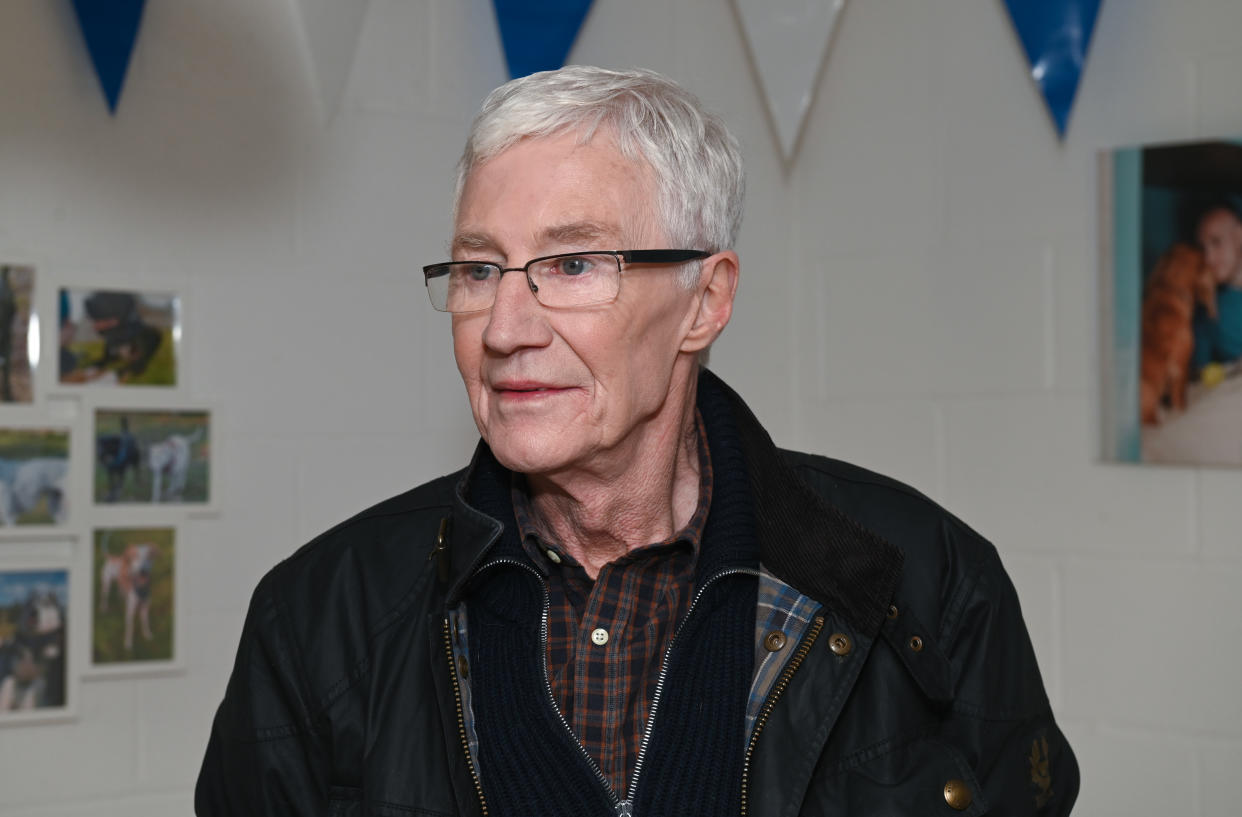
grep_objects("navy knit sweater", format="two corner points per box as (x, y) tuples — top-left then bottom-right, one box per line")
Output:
(464, 375), (761, 816)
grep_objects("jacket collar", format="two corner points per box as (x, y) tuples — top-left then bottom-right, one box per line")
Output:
(442, 368), (903, 637)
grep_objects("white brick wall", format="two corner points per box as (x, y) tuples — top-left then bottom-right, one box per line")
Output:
(1, 0), (1239, 814)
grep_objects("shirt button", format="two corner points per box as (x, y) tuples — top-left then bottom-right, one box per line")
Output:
(590, 628), (609, 646)
(763, 631), (787, 651)
(546, 549), (562, 564)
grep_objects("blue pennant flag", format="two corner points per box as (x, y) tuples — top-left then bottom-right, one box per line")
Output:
(72, 0), (147, 114)
(1003, 0), (1102, 138)
(493, 0), (594, 79)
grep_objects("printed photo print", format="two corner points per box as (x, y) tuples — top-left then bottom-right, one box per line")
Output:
(1103, 139), (1242, 465)
(0, 428), (69, 528)
(0, 568), (68, 717)
(94, 410), (209, 505)
(0, 265), (36, 404)
(92, 527), (175, 666)
(59, 288), (179, 387)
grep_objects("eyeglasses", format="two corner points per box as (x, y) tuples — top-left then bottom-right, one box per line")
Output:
(422, 249), (710, 313)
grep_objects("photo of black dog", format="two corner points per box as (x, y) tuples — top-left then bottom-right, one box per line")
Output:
(96, 416), (140, 502)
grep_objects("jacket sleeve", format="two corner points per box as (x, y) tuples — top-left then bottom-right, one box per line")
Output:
(195, 573), (332, 816)
(939, 547), (1079, 816)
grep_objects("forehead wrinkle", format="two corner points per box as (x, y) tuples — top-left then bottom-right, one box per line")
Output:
(539, 220), (623, 249)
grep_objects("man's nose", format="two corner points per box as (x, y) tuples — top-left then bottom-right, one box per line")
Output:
(482, 268), (550, 353)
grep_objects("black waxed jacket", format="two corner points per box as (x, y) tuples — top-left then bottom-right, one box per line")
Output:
(196, 371), (1078, 816)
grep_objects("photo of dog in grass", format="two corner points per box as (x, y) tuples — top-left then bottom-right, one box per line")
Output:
(92, 527), (175, 666)
(94, 410), (209, 505)
(0, 428), (69, 527)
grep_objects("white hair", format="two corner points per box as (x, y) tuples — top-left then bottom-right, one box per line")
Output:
(454, 66), (745, 287)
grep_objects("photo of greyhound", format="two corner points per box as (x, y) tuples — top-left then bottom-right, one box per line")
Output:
(92, 527), (175, 667)
(98, 541), (155, 652)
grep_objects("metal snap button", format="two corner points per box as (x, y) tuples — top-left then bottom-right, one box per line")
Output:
(828, 633), (852, 656)
(590, 628), (609, 646)
(943, 778), (972, 810)
(763, 631), (787, 652)
(909, 635), (924, 652)
(457, 656), (469, 679)
(887, 604), (899, 620)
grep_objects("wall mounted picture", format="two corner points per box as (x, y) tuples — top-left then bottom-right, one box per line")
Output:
(93, 409), (211, 505)
(89, 526), (178, 675)
(0, 264), (37, 404)
(58, 287), (179, 388)
(0, 427), (70, 531)
(1101, 138), (1242, 466)
(0, 564), (71, 723)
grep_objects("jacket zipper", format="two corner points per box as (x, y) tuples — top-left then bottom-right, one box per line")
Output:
(474, 559), (622, 813)
(444, 617), (488, 816)
(738, 612), (826, 817)
(625, 567), (758, 814)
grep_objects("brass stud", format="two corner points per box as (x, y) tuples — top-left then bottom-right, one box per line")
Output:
(828, 633), (853, 656)
(763, 631), (787, 652)
(943, 778), (972, 810)
(887, 604), (899, 620)
(456, 655), (469, 679)
(909, 635), (924, 652)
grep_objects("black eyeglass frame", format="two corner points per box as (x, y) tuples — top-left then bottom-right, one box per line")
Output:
(422, 249), (711, 313)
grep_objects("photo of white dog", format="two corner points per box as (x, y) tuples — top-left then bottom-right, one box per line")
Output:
(148, 428), (204, 502)
(92, 527), (175, 667)
(0, 427), (71, 527)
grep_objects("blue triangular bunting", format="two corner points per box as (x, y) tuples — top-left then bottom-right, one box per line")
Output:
(72, 0), (147, 114)
(493, 0), (593, 79)
(1003, 0), (1101, 138)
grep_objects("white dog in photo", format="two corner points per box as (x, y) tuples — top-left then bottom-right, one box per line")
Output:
(148, 428), (202, 503)
(98, 542), (155, 651)
(0, 457), (68, 526)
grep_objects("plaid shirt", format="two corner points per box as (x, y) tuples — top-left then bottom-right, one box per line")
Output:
(511, 414), (713, 799)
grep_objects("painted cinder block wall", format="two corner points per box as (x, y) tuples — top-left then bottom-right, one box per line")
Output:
(1, 1), (1240, 814)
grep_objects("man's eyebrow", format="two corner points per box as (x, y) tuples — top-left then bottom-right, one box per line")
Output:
(450, 232), (498, 255)
(541, 221), (620, 248)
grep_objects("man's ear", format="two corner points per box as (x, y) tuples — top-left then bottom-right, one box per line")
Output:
(681, 251), (739, 354)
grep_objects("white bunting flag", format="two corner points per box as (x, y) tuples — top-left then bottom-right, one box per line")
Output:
(293, 0), (372, 121)
(733, 0), (845, 163)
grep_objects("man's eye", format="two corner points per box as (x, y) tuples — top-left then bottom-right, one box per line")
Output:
(466, 264), (494, 281)
(556, 256), (594, 276)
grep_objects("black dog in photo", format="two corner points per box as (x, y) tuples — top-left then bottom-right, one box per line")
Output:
(97, 416), (140, 502)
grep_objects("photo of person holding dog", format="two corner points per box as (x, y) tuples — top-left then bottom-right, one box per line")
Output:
(92, 527), (175, 666)
(1121, 139), (1242, 465)
(58, 287), (178, 387)
(94, 410), (210, 504)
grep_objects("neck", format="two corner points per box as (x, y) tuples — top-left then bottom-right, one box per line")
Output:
(525, 366), (702, 579)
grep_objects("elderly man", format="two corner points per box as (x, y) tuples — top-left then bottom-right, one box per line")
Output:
(197, 66), (1078, 816)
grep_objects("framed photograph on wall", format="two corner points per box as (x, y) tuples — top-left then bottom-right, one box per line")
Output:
(92, 407), (214, 510)
(0, 263), (38, 407)
(0, 559), (74, 725)
(0, 423), (73, 536)
(1100, 138), (1242, 466)
(56, 286), (181, 391)
(84, 523), (181, 677)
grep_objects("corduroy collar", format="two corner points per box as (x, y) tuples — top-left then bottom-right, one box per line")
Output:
(443, 368), (904, 637)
